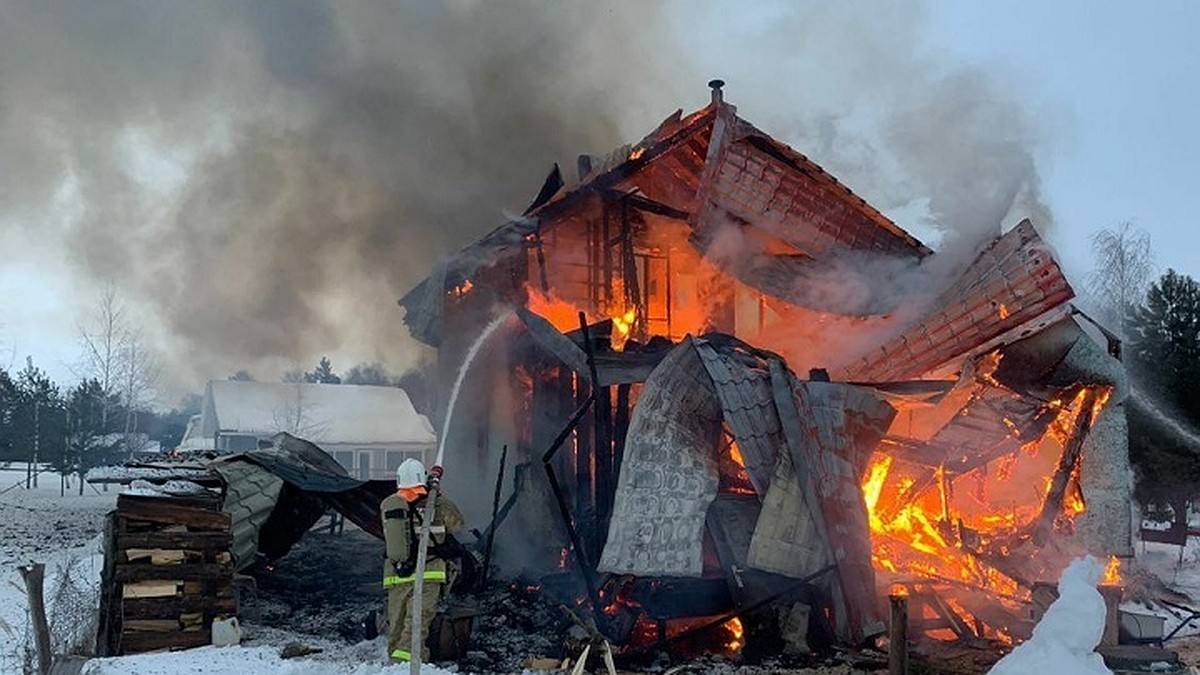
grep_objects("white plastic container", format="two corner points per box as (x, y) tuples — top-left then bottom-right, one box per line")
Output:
(211, 616), (242, 647)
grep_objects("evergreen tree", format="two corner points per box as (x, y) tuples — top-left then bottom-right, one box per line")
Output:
(0, 367), (17, 460)
(306, 356), (341, 384)
(1127, 269), (1200, 419)
(1125, 269), (1200, 503)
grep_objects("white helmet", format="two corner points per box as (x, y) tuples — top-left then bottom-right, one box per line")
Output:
(395, 458), (426, 489)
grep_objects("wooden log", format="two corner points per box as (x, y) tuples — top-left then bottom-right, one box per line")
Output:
(115, 563), (230, 582)
(117, 531), (232, 551)
(120, 629), (211, 654)
(888, 593), (908, 675)
(117, 496), (231, 532)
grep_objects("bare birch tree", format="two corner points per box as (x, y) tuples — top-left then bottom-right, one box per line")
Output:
(119, 330), (160, 451)
(1087, 221), (1154, 337)
(77, 286), (160, 455)
(76, 286), (125, 431)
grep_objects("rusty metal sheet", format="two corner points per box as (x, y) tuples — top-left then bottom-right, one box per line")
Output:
(839, 220), (1075, 382)
(599, 341), (724, 577)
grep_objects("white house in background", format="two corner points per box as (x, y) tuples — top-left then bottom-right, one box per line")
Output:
(185, 380), (437, 480)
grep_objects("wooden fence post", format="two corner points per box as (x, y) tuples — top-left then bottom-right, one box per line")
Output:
(888, 592), (908, 675)
(19, 563), (52, 675)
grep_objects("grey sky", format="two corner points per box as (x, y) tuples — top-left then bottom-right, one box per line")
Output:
(0, 1), (1195, 401)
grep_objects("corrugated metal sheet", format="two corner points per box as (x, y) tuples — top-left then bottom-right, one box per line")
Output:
(839, 220), (1075, 382)
(213, 460), (283, 571)
(693, 336), (783, 495)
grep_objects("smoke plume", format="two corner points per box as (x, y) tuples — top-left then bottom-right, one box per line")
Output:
(0, 0), (1054, 397)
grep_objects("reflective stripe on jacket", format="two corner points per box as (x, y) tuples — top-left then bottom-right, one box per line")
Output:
(382, 569), (448, 588)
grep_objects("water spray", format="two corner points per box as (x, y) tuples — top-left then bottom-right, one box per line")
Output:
(410, 310), (512, 674)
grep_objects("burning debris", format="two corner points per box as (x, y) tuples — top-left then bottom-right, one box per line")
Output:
(394, 82), (1135, 666)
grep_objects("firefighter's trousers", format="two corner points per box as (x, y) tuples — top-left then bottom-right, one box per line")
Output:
(384, 563), (450, 663)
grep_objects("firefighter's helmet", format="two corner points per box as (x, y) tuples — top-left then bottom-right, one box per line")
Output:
(395, 458), (426, 489)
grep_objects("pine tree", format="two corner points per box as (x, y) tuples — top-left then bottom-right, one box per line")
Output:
(307, 357), (341, 384)
(1127, 269), (1200, 420)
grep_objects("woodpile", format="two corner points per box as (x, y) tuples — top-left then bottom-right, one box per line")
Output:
(96, 493), (236, 655)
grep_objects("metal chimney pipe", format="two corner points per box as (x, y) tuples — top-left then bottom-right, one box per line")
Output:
(708, 79), (725, 104)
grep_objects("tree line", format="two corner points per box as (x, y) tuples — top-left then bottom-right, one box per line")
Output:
(1087, 223), (1200, 506)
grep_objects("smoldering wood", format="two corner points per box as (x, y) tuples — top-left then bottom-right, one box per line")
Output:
(888, 594), (908, 675)
(620, 564), (838, 660)
(1036, 389), (1100, 537)
(538, 382), (604, 622)
(482, 444), (508, 586)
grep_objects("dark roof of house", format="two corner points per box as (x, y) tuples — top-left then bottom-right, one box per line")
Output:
(399, 97), (932, 346)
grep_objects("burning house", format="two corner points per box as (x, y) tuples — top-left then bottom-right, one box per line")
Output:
(398, 82), (1132, 655)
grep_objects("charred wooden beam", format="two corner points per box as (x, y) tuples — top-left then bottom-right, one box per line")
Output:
(482, 444), (508, 587)
(620, 564), (838, 660)
(888, 593), (908, 675)
(1035, 389), (1100, 539)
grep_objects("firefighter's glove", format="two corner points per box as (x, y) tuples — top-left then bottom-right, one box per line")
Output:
(394, 559), (416, 578)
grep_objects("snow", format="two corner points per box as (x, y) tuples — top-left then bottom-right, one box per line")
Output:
(85, 464), (213, 482)
(988, 556), (1112, 675)
(80, 645), (461, 675)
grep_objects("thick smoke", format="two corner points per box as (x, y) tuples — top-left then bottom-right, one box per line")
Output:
(0, 0), (1053, 396)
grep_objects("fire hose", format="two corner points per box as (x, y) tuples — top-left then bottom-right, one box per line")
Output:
(409, 461), (444, 675)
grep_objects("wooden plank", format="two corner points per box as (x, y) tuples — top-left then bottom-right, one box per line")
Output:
(115, 564), (231, 582)
(122, 595), (237, 619)
(124, 549), (187, 565)
(117, 531), (232, 551)
(122, 580), (180, 599)
(120, 629), (210, 654)
(117, 496), (231, 532)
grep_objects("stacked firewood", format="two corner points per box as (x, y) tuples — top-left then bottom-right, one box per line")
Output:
(96, 493), (236, 655)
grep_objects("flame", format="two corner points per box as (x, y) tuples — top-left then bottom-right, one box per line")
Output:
(723, 617), (744, 652)
(729, 440), (746, 468)
(862, 385), (1119, 642)
(611, 307), (637, 350)
(1103, 555), (1122, 585)
(998, 303), (1010, 319)
(526, 288), (585, 333)
(449, 279), (474, 298)
(629, 146), (646, 161)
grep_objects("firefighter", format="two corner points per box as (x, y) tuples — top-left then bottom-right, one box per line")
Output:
(381, 458), (464, 664)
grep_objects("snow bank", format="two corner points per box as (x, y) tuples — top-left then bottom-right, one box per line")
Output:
(989, 556), (1112, 675)
(81, 645), (460, 675)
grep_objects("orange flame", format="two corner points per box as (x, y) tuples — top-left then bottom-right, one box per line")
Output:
(611, 307), (637, 350)
(723, 617), (744, 652)
(1103, 555), (1122, 585)
(862, 384), (1119, 642)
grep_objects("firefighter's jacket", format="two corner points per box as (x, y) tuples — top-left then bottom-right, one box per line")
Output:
(381, 491), (464, 587)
